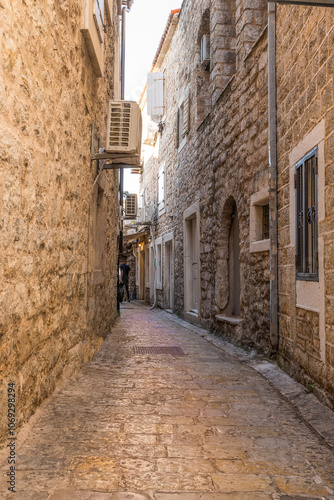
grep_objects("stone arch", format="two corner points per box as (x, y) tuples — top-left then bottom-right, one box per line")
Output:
(215, 196), (241, 317)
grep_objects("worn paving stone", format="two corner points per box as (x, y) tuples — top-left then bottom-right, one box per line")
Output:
(0, 302), (334, 498)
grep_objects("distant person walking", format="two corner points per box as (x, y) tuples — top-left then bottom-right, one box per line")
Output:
(120, 258), (131, 302)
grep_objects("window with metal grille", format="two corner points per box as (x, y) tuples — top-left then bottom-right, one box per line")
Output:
(262, 204), (270, 240)
(295, 147), (318, 281)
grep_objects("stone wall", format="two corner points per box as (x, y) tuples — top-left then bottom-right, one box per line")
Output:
(0, 0), (120, 447)
(276, 4), (334, 402)
(141, 0), (271, 350)
(138, 0), (334, 403)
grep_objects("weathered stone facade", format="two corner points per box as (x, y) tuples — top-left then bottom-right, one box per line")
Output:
(139, 0), (270, 344)
(0, 0), (121, 447)
(138, 1), (334, 404)
(276, 4), (334, 404)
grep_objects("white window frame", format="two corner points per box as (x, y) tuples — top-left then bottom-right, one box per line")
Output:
(183, 202), (200, 316)
(289, 121), (325, 362)
(164, 232), (174, 310)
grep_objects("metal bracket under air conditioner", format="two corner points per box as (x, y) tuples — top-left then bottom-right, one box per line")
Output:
(90, 153), (142, 170)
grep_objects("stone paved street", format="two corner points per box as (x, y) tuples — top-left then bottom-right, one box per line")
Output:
(1, 302), (334, 499)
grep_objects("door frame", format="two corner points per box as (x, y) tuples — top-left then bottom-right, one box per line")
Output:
(183, 202), (201, 316)
(164, 232), (174, 310)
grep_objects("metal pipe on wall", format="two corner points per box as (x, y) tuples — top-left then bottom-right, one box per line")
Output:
(117, 5), (127, 313)
(119, 5), (127, 255)
(268, 2), (279, 348)
(121, 6), (126, 101)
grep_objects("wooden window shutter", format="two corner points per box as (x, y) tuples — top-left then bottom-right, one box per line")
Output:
(147, 72), (165, 118)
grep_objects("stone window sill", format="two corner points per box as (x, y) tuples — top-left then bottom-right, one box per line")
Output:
(250, 239), (270, 253)
(215, 315), (243, 325)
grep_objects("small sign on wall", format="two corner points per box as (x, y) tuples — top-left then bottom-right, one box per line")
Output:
(267, 0), (334, 6)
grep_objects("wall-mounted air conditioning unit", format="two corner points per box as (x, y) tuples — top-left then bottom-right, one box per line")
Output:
(106, 100), (142, 157)
(201, 35), (210, 67)
(124, 194), (138, 218)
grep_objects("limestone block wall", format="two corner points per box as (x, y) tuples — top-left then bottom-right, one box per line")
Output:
(276, 4), (334, 401)
(141, 0), (270, 349)
(0, 0), (120, 447)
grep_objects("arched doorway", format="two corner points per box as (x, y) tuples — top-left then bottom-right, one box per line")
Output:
(216, 197), (240, 317)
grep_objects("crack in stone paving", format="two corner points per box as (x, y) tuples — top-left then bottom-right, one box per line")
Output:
(0, 302), (334, 499)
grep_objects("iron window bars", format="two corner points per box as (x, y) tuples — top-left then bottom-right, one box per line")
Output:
(262, 204), (270, 240)
(295, 146), (318, 281)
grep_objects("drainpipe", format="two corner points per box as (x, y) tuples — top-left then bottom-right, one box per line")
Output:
(117, 5), (127, 313)
(119, 5), (127, 254)
(268, 2), (279, 348)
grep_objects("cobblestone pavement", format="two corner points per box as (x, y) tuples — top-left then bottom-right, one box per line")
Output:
(1, 302), (334, 499)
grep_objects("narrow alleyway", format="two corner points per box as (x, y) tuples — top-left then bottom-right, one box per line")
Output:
(1, 302), (334, 499)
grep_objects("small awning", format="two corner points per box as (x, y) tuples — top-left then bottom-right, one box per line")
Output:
(123, 227), (150, 243)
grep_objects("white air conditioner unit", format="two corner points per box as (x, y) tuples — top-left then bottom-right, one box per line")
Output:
(124, 193), (138, 218)
(106, 100), (142, 157)
(201, 35), (210, 67)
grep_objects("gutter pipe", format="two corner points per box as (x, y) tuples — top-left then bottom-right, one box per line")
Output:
(268, 2), (279, 348)
(117, 5), (127, 313)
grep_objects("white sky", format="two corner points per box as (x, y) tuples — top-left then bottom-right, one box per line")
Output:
(123, 0), (183, 193)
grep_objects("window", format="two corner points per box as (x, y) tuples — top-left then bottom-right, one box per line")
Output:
(176, 92), (190, 149)
(262, 204), (270, 240)
(93, 0), (104, 42)
(196, 11), (211, 126)
(158, 164), (165, 213)
(82, 0), (107, 76)
(295, 147), (318, 281)
(249, 188), (270, 253)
